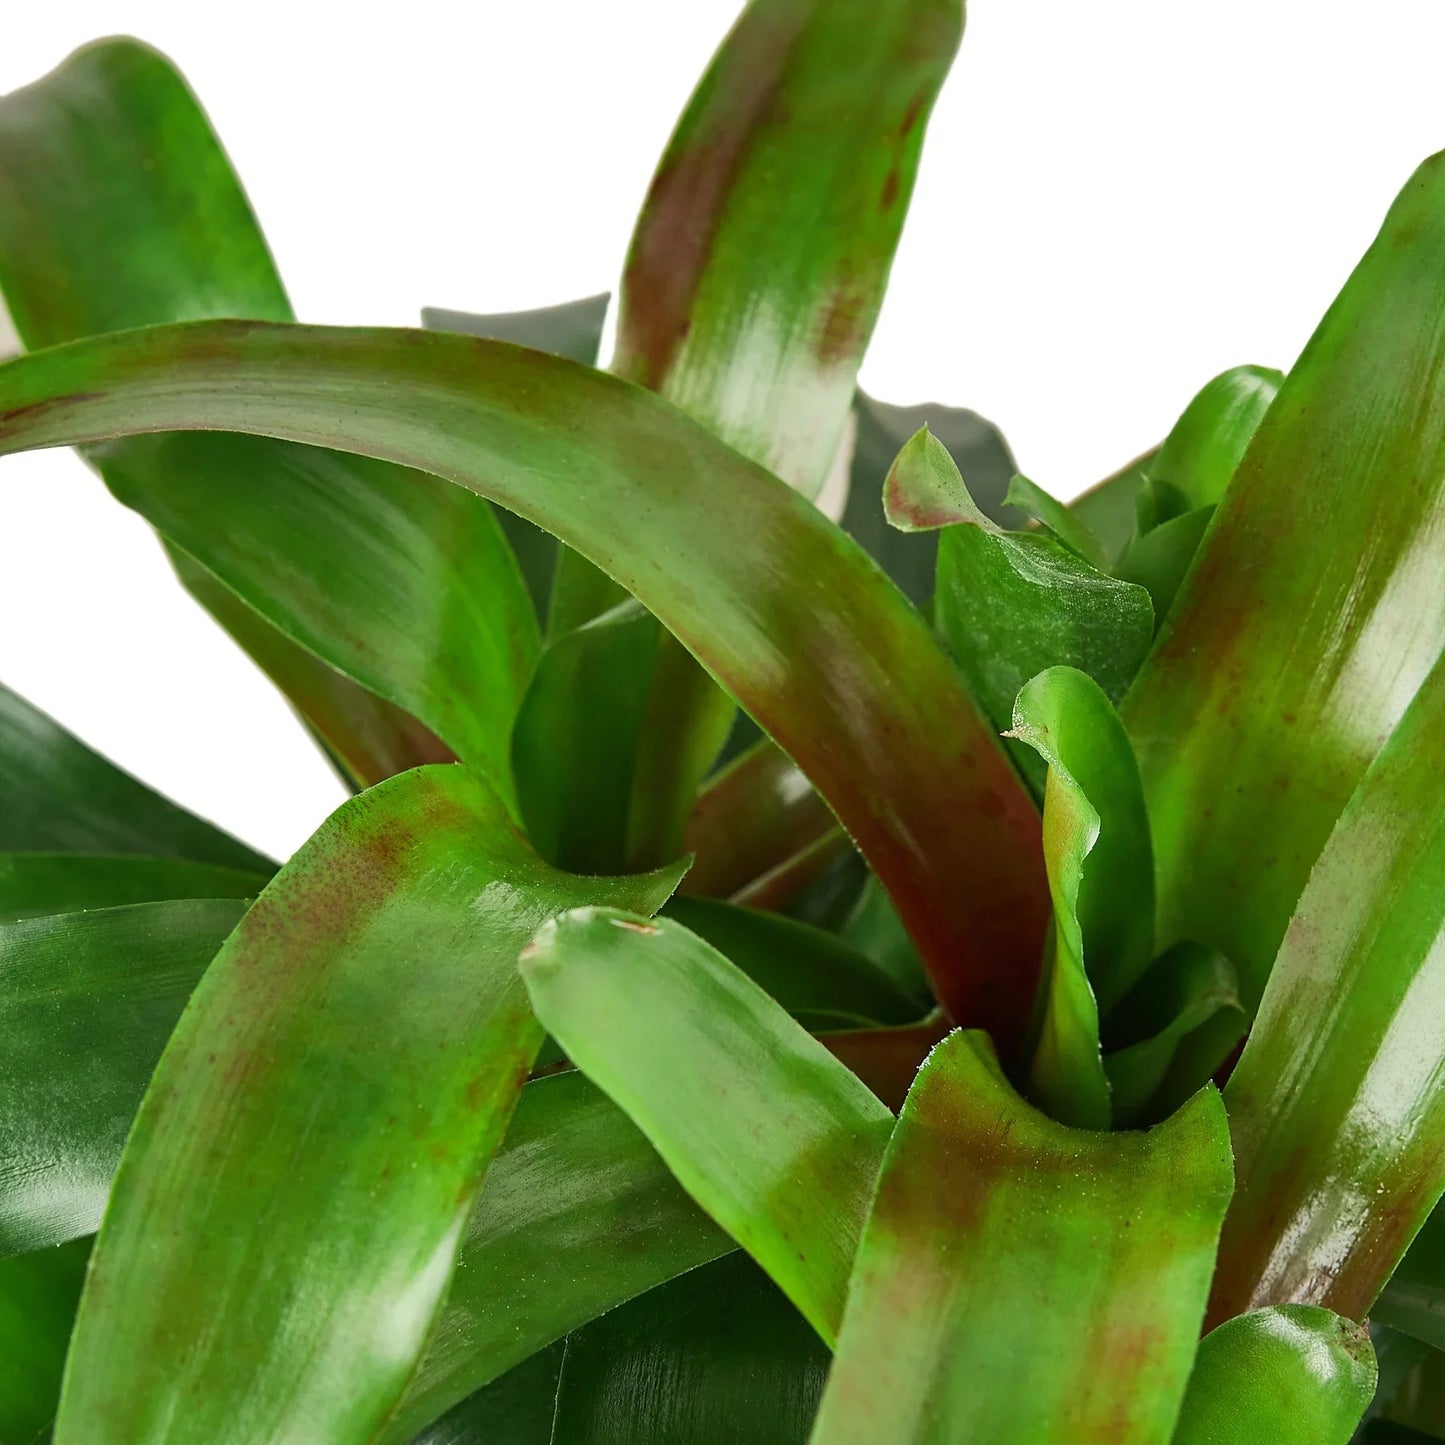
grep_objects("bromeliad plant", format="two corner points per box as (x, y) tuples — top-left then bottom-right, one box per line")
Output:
(2, 2), (1445, 1441)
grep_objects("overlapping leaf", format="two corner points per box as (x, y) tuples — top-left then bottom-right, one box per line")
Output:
(811, 1031), (1234, 1444)
(55, 767), (684, 1443)
(0, 317), (1049, 1047)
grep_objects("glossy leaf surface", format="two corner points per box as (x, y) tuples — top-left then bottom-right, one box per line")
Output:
(886, 426), (1154, 796)
(386, 1069), (730, 1440)
(1172, 1306), (1375, 1445)
(407, 1343), (566, 1445)
(520, 908), (893, 1343)
(57, 767), (684, 1444)
(549, 1255), (828, 1445)
(0, 681), (271, 870)
(1211, 656), (1445, 1324)
(0, 1237), (90, 1444)
(0, 852), (264, 922)
(0, 317), (1049, 1049)
(0, 898), (246, 1256)
(1123, 151), (1445, 1011)
(0, 38), (538, 797)
(1009, 667), (1154, 1128)
(811, 1031), (1234, 1445)
(1377, 1205), (1445, 1350)
(612, 0), (961, 499)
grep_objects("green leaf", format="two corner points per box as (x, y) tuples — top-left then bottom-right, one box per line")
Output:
(423, 294), (611, 622)
(0, 680), (272, 871)
(836, 873), (932, 1005)
(886, 427), (1155, 796)
(1378, 1205), (1445, 1351)
(519, 907), (893, 1343)
(1005, 473), (1109, 569)
(1211, 653), (1445, 1325)
(810, 1031), (1235, 1445)
(387, 1070), (730, 1441)
(1171, 1306), (1376, 1445)
(841, 393), (1020, 607)
(1113, 506), (1215, 627)
(548, 1255), (828, 1445)
(406, 1343), (566, 1445)
(662, 895), (924, 1030)
(0, 319), (1049, 1053)
(1122, 151), (1445, 1014)
(0, 38), (539, 798)
(1008, 666), (1154, 1128)
(682, 739), (837, 902)
(0, 853), (265, 922)
(1069, 447), (1157, 567)
(55, 767), (684, 1443)
(0, 1236), (90, 1444)
(0, 898), (247, 1256)
(1104, 942), (1244, 1129)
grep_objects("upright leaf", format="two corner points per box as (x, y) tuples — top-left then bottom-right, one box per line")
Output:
(520, 907), (893, 1342)
(0, 853), (264, 922)
(1171, 1306), (1376, 1445)
(886, 426), (1155, 795)
(1008, 667), (1154, 1128)
(811, 1031), (1234, 1445)
(0, 898), (247, 1256)
(0, 681), (272, 870)
(56, 767), (684, 1444)
(1122, 150), (1445, 1011)
(1211, 655), (1445, 1324)
(0, 318), (1050, 1050)
(406, 1344), (566, 1445)
(0, 39), (539, 797)
(548, 1256), (828, 1445)
(1377, 1205), (1445, 1351)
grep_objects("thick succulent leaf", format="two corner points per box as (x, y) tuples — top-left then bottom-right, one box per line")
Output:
(548, 1255), (828, 1444)
(682, 739), (836, 902)
(0, 898), (247, 1256)
(1008, 667), (1154, 1128)
(0, 1236), (90, 1444)
(407, 1343), (566, 1445)
(1171, 1306), (1375, 1445)
(422, 295), (611, 623)
(663, 895), (923, 1030)
(612, 0), (961, 498)
(56, 767), (684, 1444)
(1122, 150), (1445, 1013)
(810, 1031), (1234, 1445)
(0, 853), (264, 922)
(1104, 942), (1244, 1129)
(512, 599), (655, 872)
(842, 393), (1020, 607)
(386, 1071), (730, 1441)
(0, 319), (1049, 1052)
(0, 680), (272, 870)
(520, 907), (894, 1343)
(886, 426), (1155, 796)
(0, 38), (538, 797)
(1211, 655), (1445, 1325)
(1377, 1206), (1445, 1351)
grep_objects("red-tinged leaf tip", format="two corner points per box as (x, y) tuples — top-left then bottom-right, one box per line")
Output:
(883, 425), (995, 533)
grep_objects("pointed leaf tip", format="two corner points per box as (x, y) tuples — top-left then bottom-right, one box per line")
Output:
(883, 425), (994, 533)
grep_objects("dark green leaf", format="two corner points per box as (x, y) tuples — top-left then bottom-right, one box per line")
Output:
(0, 318), (1049, 1051)
(662, 895), (923, 1030)
(0, 1236), (90, 1444)
(405, 1343), (566, 1445)
(1211, 655), (1445, 1325)
(520, 907), (893, 1343)
(0, 39), (539, 797)
(886, 426), (1155, 797)
(0, 680), (272, 871)
(387, 1071), (731, 1440)
(1113, 506), (1215, 628)
(56, 767), (684, 1442)
(1378, 1206), (1445, 1352)
(1069, 448), (1157, 567)
(1008, 666), (1154, 1128)
(0, 853), (264, 922)
(0, 898), (247, 1256)
(548, 1255), (828, 1445)
(1122, 152), (1445, 1014)
(811, 1031), (1234, 1444)
(1172, 1306), (1375, 1445)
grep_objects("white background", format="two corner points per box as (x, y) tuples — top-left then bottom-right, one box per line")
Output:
(4, 1), (1445, 857)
